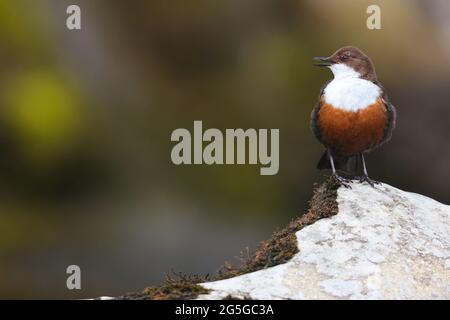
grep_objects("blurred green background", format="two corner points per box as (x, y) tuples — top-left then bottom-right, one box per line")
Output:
(0, 0), (449, 298)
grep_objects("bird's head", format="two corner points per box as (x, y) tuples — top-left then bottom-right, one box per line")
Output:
(314, 46), (377, 81)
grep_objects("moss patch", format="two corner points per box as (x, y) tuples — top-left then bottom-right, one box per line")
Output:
(217, 176), (340, 279)
(117, 177), (340, 300)
(117, 272), (210, 300)
(222, 294), (253, 300)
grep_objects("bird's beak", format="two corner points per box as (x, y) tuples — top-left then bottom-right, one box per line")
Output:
(313, 56), (333, 67)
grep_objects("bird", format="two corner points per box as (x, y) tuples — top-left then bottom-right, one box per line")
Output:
(311, 46), (396, 187)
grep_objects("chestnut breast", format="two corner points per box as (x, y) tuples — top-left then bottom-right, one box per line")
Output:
(317, 97), (388, 156)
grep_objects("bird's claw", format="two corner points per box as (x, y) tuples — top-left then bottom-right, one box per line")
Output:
(332, 174), (352, 189)
(358, 175), (380, 187)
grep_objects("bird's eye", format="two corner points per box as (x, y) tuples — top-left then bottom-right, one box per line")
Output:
(341, 52), (351, 59)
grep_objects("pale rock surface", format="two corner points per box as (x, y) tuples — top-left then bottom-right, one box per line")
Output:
(198, 182), (450, 300)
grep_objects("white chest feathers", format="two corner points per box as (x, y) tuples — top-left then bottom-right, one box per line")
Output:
(324, 64), (381, 112)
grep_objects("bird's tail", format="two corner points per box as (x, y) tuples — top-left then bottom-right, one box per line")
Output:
(316, 150), (359, 175)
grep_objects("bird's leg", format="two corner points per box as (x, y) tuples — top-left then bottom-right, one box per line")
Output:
(328, 149), (351, 188)
(359, 153), (380, 187)
(352, 154), (359, 180)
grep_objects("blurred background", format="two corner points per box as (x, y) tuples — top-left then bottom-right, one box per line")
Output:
(0, 0), (449, 299)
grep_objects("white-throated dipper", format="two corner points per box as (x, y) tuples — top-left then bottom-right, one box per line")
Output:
(311, 46), (396, 187)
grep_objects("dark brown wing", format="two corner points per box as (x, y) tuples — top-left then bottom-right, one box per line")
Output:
(372, 80), (396, 146)
(310, 80), (331, 144)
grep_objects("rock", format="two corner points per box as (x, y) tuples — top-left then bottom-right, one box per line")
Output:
(197, 182), (450, 300)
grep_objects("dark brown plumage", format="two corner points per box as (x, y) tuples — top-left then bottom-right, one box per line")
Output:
(311, 46), (396, 187)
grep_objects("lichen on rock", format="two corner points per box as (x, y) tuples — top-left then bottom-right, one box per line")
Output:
(198, 181), (450, 300)
(111, 178), (450, 300)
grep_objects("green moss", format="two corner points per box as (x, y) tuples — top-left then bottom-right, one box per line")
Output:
(118, 177), (340, 300)
(217, 176), (340, 279)
(222, 294), (253, 300)
(118, 272), (210, 300)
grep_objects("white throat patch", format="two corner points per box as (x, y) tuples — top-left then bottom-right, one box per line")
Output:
(324, 63), (380, 112)
(329, 63), (360, 79)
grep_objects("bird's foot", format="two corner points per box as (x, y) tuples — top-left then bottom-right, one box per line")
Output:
(358, 175), (380, 187)
(332, 174), (352, 189)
